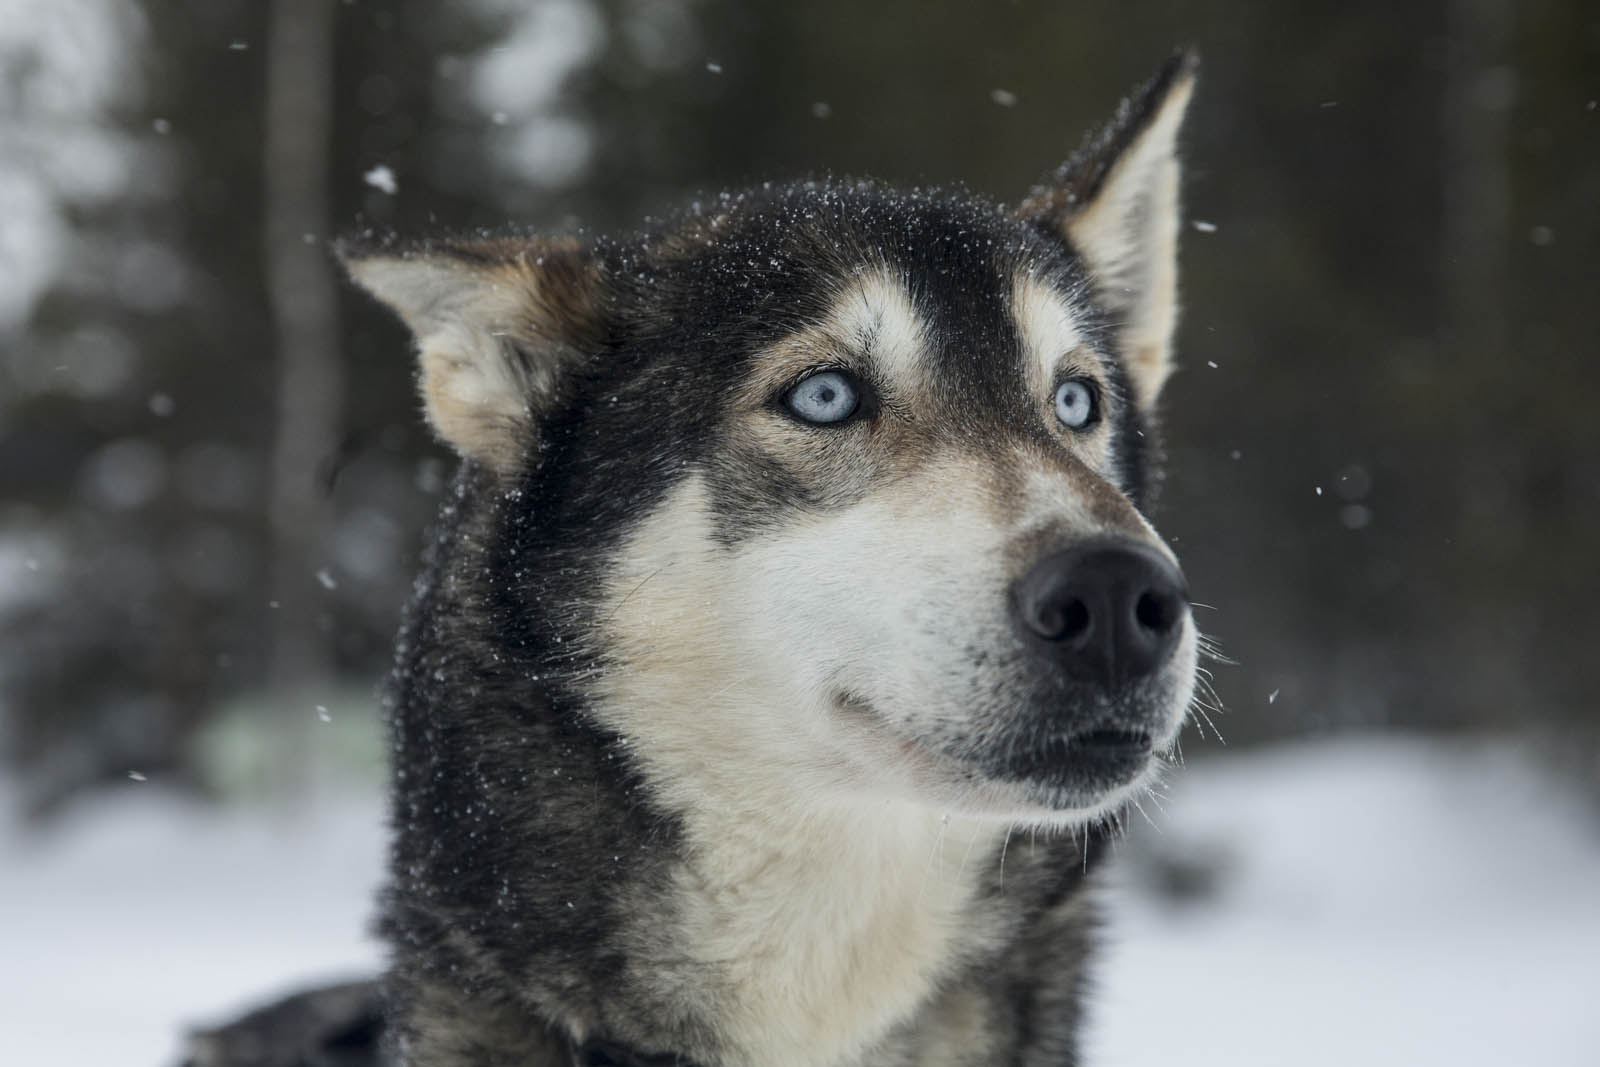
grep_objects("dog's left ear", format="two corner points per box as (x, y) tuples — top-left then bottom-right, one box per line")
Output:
(1019, 51), (1197, 411)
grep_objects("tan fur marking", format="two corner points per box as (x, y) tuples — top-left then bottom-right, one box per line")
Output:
(1018, 64), (1195, 414)
(1014, 444), (1154, 540)
(1063, 75), (1191, 411)
(343, 238), (601, 473)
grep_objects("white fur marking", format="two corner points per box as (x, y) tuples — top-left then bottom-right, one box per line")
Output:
(592, 453), (1194, 1062)
(829, 268), (926, 394)
(1011, 273), (1086, 400)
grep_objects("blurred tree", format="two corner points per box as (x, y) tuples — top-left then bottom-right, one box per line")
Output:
(262, 0), (342, 783)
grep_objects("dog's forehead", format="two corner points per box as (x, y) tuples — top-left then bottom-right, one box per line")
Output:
(642, 181), (1095, 398)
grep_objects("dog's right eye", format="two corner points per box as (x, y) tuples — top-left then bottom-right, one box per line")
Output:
(784, 370), (861, 425)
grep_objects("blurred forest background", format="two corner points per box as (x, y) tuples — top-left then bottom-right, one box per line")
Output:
(1, 0), (1596, 815)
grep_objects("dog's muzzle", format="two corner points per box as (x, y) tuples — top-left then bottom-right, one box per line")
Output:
(997, 538), (1189, 792)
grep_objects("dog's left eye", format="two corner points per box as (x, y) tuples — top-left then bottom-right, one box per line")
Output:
(1054, 379), (1099, 430)
(785, 370), (860, 425)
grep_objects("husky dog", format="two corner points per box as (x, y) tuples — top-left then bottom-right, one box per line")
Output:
(193, 52), (1201, 1067)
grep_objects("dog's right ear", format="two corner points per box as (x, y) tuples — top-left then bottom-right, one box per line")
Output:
(337, 236), (606, 474)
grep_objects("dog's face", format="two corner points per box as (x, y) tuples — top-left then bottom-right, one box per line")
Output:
(346, 58), (1198, 829)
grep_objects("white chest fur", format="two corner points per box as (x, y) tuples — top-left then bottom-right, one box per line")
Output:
(656, 799), (1004, 1067)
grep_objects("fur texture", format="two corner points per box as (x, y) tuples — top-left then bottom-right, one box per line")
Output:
(337, 52), (1200, 1067)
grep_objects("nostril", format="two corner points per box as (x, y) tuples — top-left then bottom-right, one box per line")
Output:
(1028, 598), (1089, 641)
(1135, 590), (1178, 633)
(1060, 599), (1090, 641)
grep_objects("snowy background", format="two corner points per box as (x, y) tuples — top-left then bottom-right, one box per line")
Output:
(5, 736), (1598, 1066)
(2, 1), (1596, 1064)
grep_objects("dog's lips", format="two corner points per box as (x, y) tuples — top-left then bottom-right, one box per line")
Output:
(840, 690), (1165, 811)
(999, 726), (1154, 789)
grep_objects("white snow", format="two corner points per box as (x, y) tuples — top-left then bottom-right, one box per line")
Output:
(0, 785), (386, 1066)
(362, 164), (398, 195)
(0, 0), (149, 332)
(468, 0), (602, 116)
(1, 737), (1595, 1066)
(1087, 737), (1600, 1066)
(462, 0), (602, 190)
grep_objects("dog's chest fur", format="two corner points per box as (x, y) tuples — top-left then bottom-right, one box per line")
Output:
(648, 801), (1008, 1066)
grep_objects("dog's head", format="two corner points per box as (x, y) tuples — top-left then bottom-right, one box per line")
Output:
(345, 55), (1199, 829)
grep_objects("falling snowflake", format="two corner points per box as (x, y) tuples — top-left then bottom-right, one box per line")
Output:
(363, 165), (398, 195)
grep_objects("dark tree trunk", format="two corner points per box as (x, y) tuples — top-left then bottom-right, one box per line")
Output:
(263, 0), (342, 785)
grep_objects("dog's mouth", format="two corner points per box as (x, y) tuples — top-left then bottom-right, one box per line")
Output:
(997, 726), (1154, 790)
(837, 689), (1168, 812)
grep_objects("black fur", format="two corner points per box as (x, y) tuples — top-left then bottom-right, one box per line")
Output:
(373, 181), (1157, 1066)
(195, 56), (1197, 1067)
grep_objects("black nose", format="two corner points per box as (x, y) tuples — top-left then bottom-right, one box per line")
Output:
(1013, 541), (1188, 685)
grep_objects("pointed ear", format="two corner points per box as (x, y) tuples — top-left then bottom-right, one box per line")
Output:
(1019, 51), (1197, 410)
(337, 236), (606, 473)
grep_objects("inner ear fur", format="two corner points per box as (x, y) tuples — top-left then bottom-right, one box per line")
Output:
(1019, 51), (1197, 412)
(338, 236), (605, 473)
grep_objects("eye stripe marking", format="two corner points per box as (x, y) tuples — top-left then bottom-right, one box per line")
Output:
(1010, 273), (1087, 401)
(824, 268), (927, 395)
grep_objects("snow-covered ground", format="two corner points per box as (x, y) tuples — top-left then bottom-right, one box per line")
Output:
(1087, 738), (1600, 1066)
(0, 786), (387, 1066)
(2, 736), (1597, 1066)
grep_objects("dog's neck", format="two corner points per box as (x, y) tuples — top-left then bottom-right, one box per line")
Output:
(575, 653), (1041, 1061)
(648, 792), (1009, 1064)
(387, 675), (1101, 1067)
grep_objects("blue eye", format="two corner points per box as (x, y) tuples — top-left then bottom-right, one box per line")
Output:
(785, 370), (860, 425)
(1054, 379), (1098, 430)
